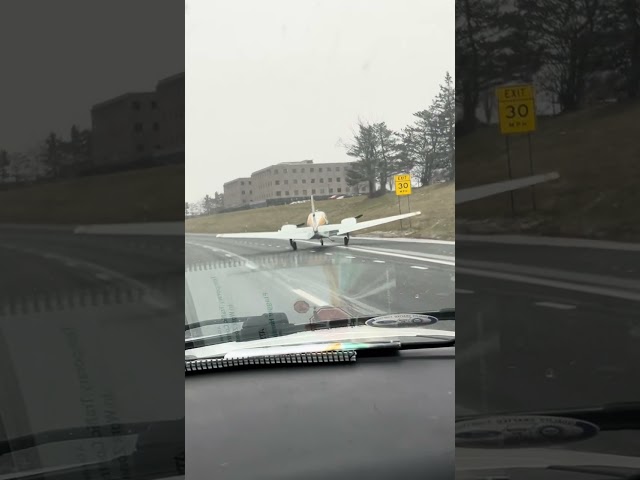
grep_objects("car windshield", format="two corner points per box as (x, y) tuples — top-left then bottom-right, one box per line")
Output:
(185, 1), (455, 356)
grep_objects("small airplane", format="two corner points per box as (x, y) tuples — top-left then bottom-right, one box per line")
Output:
(216, 172), (560, 251)
(216, 195), (421, 250)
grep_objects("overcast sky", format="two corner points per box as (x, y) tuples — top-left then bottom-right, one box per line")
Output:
(186, 0), (454, 203)
(0, 1), (183, 153)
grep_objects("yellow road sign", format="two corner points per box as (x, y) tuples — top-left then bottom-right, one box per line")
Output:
(496, 84), (537, 134)
(395, 174), (412, 196)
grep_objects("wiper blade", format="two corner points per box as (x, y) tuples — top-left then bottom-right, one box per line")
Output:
(457, 401), (640, 431)
(186, 309), (455, 350)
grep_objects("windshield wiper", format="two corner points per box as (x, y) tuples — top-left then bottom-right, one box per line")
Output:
(457, 401), (640, 431)
(185, 309), (455, 350)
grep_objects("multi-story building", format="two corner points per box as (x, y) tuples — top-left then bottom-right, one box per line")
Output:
(249, 160), (362, 205)
(90, 72), (184, 167)
(223, 177), (252, 209)
(154, 72), (184, 160)
(90, 92), (157, 167)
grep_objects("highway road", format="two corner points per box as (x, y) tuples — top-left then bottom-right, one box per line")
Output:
(455, 235), (640, 417)
(0, 225), (184, 454)
(185, 234), (455, 333)
(0, 226), (183, 308)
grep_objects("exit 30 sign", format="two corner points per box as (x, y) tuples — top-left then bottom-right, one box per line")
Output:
(496, 84), (537, 134)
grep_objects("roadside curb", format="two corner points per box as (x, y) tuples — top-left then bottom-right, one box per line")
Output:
(457, 234), (640, 251)
(75, 222), (184, 236)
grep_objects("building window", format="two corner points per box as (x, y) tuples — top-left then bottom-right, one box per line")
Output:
(327, 167), (331, 171)
(336, 166), (340, 171)
(241, 181), (245, 185)
(242, 190), (245, 195)
(153, 122), (159, 131)
(283, 168), (287, 173)
(293, 168), (297, 173)
(274, 169), (278, 174)
(250, 190), (252, 194)
(319, 167), (323, 172)
(151, 101), (157, 109)
(330, 188), (334, 193)
(276, 191), (281, 196)
(312, 189), (316, 194)
(294, 190), (299, 195)
(321, 188), (325, 194)
(284, 179), (288, 184)
(337, 177), (341, 182)
(319, 178), (324, 183)
(302, 179), (306, 183)
(132, 101), (141, 110)
(328, 178), (332, 183)
(285, 191), (289, 196)
(337, 187), (342, 193)
(249, 181), (251, 184)
(303, 189), (307, 195)
(311, 178), (315, 183)
(293, 179), (298, 184)
(134, 123), (143, 133)
(301, 168), (305, 173)
(310, 167), (314, 172)
(275, 180), (280, 185)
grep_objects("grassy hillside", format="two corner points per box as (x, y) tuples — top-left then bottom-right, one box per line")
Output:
(187, 182), (454, 240)
(457, 100), (640, 240)
(0, 164), (184, 224)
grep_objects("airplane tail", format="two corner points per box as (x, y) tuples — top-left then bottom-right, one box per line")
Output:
(310, 195), (317, 231)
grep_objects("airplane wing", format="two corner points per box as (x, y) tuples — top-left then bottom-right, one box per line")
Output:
(216, 225), (315, 240)
(456, 172), (559, 204)
(319, 211), (422, 236)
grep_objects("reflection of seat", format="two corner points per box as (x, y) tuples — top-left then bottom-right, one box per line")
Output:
(240, 313), (291, 341)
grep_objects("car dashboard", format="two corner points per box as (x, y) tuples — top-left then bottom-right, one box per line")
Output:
(186, 346), (454, 479)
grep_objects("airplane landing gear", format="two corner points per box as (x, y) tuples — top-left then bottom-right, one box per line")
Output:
(344, 235), (350, 246)
(289, 239), (297, 251)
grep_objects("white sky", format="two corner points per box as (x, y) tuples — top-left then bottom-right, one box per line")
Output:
(186, 0), (454, 203)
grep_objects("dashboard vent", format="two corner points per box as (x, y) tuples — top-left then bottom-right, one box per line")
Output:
(185, 351), (357, 373)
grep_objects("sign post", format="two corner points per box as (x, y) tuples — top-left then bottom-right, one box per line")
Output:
(394, 174), (412, 229)
(496, 84), (537, 213)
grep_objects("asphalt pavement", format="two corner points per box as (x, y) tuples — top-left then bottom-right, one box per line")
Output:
(185, 234), (455, 329)
(0, 225), (184, 444)
(455, 236), (640, 417)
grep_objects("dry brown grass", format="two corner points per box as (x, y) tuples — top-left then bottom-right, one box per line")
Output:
(457, 100), (640, 240)
(186, 182), (454, 240)
(0, 164), (184, 224)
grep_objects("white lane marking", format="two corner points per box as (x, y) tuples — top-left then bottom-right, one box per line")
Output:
(339, 246), (455, 266)
(310, 250), (316, 253)
(345, 256), (356, 259)
(455, 288), (475, 294)
(411, 265), (428, 270)
(186, 241), (258, 270)
(292, 289), (329, 306)
(456, 234), (640, 252)
(95, 273), (112, 281)
(325, 253), (333, 256)
(354, 236), (455, 245)
(276, 245), (281, 248)
(457, 266), (640, 302)
(459, 259), (640, 291)
(373, 260), (385, 263)
(535, 301), (576, 310)
(268, 244), (273, 247)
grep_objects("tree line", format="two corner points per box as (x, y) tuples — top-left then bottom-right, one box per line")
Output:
(456, 0), (640, 133)
(186, 192), (224, 217)
(0, 125), (91, 183)
(343, 72), (455, 197)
